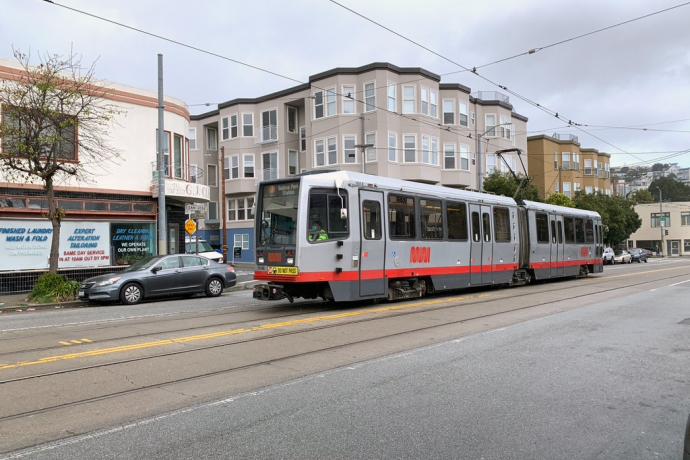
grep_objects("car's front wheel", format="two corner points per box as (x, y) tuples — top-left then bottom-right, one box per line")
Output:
(205, 277), (224, 297)
(120, 282), (143, 305)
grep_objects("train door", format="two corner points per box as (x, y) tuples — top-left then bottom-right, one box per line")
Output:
(481, 206), (493, 284)
(554, 215), (565, 277)
(359, 190), (386, 297)
(469, 205), (482, 285)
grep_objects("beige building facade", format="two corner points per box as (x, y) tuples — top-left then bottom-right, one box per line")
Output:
(627, 202), (690, 256)
(189, 63), (528, 262)
(527, 134), (612, 199)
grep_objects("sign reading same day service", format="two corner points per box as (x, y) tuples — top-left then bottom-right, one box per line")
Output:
(0, 220), (111, 271)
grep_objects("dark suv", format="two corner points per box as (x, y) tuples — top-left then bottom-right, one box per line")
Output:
(628, 248), (649, 263)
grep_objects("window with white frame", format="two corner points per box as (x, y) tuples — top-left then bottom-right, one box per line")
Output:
(342, 85), (355, 115)
(223, 156), (230, 180)
(574, 182), (581, 193)
(431, 136), (439, 165)
(459, 102), (469, 127)
(554, 181), (559, 193)
(366, 132), (376, 162)
(584, 159), (592, 175)
(460, 144), (470, 170)
(262, 152), (278, 179)
(287, 107), (297, 133)
(288, 149), (298, 175)
(233, 233), (249, 250)
(364, 82), (376, 112)
(230, 114), (238, 138)
(327, 136), (337, 165)
(487, 154), (496, 173)
(403, 86), (416, 113)
(388, 132), (397, 162)
(261, 110), (277, 142)
(585, 185), (593, 194)
(230, 155), (240, 179)
(188, 128), (197, 150)
(500, 115), (512, 139)
(562, 152), (570, 170)
(605, 162), (610, 178)
(189, 164), (200, 183)
(404, 135), (416, 162)
(228, 197), (254, 222)
(421, 88), (429, 115)
(681, 212), (690, 226)
(299, 126), (306, 151)
(430, 91), (438, 118)
(563, 182), (572, 198)
(387, 83), (396, 111)
(593, 159), (599, 176)
(242, 113), (253, 137)
(422, 135), (430, 164)
(572, 153), (580, 171)
(554, 152), (559, 171)
(206, 127), (218, 151)
(485, 114), (497, 137)
(314, 91), (324, 119)
(243, 154), (255, 178)
(208, 201), (218, 221)
(207, 164), (217, 187)
(442, 99), (455, 124)
(343, 135), (357, 163)
(221, 117), (229, 140)
(444, 143), (456, 169)
(326, 88), (337, 116)
(315, 139), (325, 166)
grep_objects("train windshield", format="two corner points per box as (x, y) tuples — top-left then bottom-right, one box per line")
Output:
(258, 181), (300, 246)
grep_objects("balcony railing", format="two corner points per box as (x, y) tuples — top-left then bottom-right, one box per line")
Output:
(472, 91), (510, 103)
(552, 133), (579, 143)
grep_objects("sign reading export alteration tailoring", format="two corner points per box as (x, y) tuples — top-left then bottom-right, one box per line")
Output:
(0, 220), (111, 271)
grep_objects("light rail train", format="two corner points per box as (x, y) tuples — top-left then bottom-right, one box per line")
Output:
(253, 171), (603, 302)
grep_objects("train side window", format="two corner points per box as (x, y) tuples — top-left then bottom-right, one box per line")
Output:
(535, 212), (549, 244)
(564, 217), (575, 244)
(550, 220), (557, 244)
(482, 212), (491, 242)
(389, 194), (416, 239)
(307, 189), (349, 243)
(362, 200), (381, 240)
(447, 201), (468, 241)
(575, 218), (585, 243)
(493, 207), (510, 243)
(420, 198), (443, 240)
(471, 211), (481, 242)
(557, 220), (563, 244)
(585, 219), (594, 243)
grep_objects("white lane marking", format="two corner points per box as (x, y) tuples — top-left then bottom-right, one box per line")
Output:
(0, 307), (239, 333)
(649, 288), (657, 292)
(668, 279), (690, 287)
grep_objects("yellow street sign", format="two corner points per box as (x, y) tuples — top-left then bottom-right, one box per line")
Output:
(185, 218), (197, 236)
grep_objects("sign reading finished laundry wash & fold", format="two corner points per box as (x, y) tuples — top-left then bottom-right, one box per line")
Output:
(0, 220), (111, 271)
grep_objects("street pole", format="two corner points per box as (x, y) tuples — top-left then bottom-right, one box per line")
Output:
(476, 135), (482, 192)
(156, 53), (168, 255)
(355, 115), (373, 174)
(659, 188), (664, 257)
(220, 147), (228, 263)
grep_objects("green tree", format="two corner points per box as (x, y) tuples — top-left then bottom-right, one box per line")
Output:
(629, 189), (654, 204)
(483, 172), (540, 201)
(648, 176), (690, 202)
(545, 193), (574, 208)
(573, 193), (641, 245)
(0, 50), (120, 272)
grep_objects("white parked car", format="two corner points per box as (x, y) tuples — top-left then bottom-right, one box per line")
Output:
(185, 237), (223, 263)
(602, 247), (615, 265)
(613, 250), (632, 264)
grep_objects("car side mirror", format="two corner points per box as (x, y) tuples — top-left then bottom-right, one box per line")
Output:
(151, 266), (161, 274)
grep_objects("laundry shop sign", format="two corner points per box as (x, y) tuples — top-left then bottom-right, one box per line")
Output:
(152, 178), (210, 202)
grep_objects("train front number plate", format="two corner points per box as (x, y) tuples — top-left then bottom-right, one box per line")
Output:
(267, 266), (300, 276)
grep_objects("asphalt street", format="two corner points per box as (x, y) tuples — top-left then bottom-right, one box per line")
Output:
(3, 258), (689, 460)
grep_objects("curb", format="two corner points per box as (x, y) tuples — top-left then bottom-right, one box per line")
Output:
(0, 281), (259, 313)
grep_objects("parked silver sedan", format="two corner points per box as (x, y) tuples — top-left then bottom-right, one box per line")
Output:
(79, 255), (237, 305)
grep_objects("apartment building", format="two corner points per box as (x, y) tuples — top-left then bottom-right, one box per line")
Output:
(527, 133), (612, 199)
(0, 59), (207, 292)
(189, 62), (529, 262)
(626, 201), (690, 256)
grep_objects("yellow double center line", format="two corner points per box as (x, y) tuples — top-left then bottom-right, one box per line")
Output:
(0, 294), (483, 372)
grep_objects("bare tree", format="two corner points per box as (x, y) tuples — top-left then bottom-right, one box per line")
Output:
(0, 49), (121, 273)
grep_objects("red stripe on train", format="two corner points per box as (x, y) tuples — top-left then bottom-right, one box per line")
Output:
(530, 259), (603, 270)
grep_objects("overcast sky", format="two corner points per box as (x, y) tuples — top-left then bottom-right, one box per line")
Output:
(2, 0), (689, 167)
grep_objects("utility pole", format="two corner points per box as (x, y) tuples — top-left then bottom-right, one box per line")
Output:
(220, 147), (228, 263)
(156, 53), (168, 255)
(355, 115), (373, 174)
(476, 136), (483, 191)
(659, 188), (664, 257)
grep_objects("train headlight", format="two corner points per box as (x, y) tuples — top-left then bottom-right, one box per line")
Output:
(258, 257), (264, 264)
(287, 257), (294, 265)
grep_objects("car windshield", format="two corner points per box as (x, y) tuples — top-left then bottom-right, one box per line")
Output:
(123, 256), (162, 272)
(185, 241), (215, 253)
(615, 250), (627, 256)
